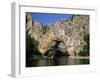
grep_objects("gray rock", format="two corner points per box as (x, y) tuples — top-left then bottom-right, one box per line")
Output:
(26, 14), (89, 56)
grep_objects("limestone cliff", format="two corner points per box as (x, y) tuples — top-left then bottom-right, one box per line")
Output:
(26, 14), (43, 41)
(26, 14), (89, 56)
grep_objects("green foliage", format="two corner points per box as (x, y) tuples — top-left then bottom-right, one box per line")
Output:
(26, 35), (41, 59)
(43, 25), (49, 34)
(79, 34), (89, 56)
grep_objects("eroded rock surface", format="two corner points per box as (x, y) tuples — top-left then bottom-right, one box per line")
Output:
(26, 14), (89, 57)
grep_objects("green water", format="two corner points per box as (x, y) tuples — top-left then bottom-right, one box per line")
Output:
(27, 56), (89, 67)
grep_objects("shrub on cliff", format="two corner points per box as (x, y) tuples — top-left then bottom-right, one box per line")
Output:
(79, 34), (89, 56)
(26, 35), (41, 59)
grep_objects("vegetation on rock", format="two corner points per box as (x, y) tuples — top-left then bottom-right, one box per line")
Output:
(79, 34), (89, 56)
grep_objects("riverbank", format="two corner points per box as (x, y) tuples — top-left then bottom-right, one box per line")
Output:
(69, 56), (89, 59)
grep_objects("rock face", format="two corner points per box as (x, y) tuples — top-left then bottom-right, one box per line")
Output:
(26, 14), (89, 57)
(26, 14), (43, 40)
(38, 32), (55, 54)
(26, 14), (33, 36)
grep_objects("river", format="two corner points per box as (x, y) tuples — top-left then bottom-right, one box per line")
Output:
(27, 56), (89, 67)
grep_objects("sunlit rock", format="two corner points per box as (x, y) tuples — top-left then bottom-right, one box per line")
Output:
(26, 14), (89, 57)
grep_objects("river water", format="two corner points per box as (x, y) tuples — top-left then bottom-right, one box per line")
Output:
(27, 56), (89, 67)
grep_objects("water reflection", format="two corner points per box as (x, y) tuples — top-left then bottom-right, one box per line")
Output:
(27, 56), (89, 67)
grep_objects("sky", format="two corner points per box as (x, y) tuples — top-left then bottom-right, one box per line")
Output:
(27, 12), (73, 25)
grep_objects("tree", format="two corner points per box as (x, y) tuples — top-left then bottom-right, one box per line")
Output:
(79, 34), (89, 56)
(26, 35), (41, 66)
